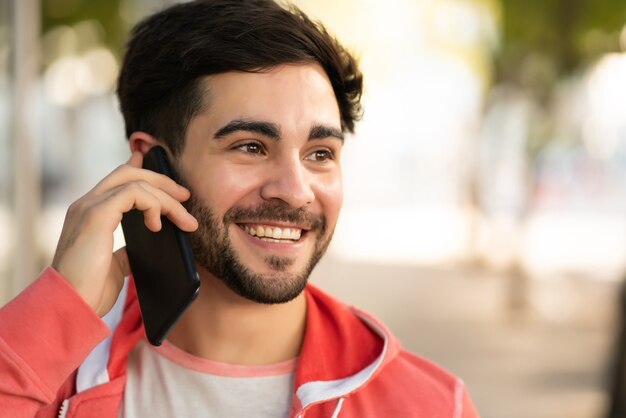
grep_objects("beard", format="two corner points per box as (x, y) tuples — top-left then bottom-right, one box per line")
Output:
(183, 192), (333, 304)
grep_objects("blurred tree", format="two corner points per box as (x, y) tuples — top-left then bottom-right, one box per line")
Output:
(497, 0), (626, 153)
(464, 0), (626, 269)
(488, 3), (626, 415)
(497, 0), (626, 86)
(41, 0), (126, 58)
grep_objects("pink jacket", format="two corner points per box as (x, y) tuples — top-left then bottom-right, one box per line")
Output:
(0, 268), (479, 417)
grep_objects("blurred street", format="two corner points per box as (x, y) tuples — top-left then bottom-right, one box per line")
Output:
(2, 1), (626, 416)
(312, 256), (618, 418)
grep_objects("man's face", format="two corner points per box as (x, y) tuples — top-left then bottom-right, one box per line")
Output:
(175, 64), (343, 304)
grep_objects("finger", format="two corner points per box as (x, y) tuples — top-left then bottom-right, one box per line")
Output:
(131, 181), (198, 232)
(92, 164), (191, 202)
(127, 185), (163, 232)
(127, 151), (143, 168)
(98, 181), (198, 232)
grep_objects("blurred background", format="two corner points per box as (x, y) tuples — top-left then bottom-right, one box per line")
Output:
(2, 0), (626, 416)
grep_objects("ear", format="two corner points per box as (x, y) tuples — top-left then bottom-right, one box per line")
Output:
(129, 132), (159, 155)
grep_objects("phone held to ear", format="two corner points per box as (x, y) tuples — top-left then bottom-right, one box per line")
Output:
(121, 145), (200, 346)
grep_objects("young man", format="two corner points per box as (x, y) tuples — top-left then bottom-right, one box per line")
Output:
(0, 1), (479, 417)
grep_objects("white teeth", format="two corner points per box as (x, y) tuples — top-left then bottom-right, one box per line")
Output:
(241, 224), (302, 241)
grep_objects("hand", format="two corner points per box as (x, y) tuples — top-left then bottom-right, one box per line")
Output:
(51, 151), (198, 316)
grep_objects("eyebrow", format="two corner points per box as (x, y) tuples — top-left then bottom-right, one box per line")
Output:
(213, 118), (344, 143)
(214, 119), (281, 141)
(309, 124), (344, 143)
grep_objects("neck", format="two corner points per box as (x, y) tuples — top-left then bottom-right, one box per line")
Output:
(166, 270), (307, 365)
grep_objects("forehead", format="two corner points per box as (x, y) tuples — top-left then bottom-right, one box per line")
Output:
(197, 64), (341, 128)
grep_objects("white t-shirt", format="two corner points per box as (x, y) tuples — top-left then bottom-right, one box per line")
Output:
(120, 339), (296, 418)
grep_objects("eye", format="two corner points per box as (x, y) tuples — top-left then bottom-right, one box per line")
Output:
(304, 149), (334, 162)
(235, 142), (265, 155)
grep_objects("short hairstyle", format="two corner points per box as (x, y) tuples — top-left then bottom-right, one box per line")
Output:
(117, 0), (363, 156)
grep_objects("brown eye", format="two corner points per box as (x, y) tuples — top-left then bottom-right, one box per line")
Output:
(305, 149), (333, 162)
(237, 143), (264, 154)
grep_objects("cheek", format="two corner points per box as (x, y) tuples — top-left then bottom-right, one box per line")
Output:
(189, 165), (264, 213)
(316, 173), (343, 224)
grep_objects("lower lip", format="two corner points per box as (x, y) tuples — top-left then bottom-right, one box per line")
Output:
(234, 225), (307, 254)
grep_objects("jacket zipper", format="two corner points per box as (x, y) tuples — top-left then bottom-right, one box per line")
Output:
(331, 397), (345, 417)
(58, 399), (69, 418)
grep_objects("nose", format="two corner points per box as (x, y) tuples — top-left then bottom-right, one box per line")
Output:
(260, 154), (315, 208)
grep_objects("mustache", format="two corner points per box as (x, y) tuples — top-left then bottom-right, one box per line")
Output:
(224, 201), (325, 233)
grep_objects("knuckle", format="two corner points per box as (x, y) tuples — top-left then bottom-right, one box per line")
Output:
(136, 179), (152, 189)
(109, 165), (125, 179)
(67, 198), (86, 215)
(123, 181), (143, 194)
(114, 162), (131, 174)
(66, 200), (79, 215)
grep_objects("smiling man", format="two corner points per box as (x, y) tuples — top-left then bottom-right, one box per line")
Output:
(0, 1), (479, 417)
(175, 66), (343, 307)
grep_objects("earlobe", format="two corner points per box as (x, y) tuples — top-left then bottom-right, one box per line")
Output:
(129, 132), (159, 155)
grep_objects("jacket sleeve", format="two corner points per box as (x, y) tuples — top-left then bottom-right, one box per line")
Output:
(0, 268), (110, 417)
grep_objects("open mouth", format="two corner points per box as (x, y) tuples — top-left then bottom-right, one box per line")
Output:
(237, 223), (305, 243)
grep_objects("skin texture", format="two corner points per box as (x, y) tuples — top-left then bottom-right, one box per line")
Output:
(175, 64), (343, 306)
(52, 64), (344, 365)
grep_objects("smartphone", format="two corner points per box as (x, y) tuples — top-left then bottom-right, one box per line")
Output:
(121, 145), (200, 346)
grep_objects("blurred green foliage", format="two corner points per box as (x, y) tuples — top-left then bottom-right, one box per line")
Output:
(39, 0), (626, 80)
(41, 0), (127, 58)
(497, 0), (626, 93)
(495, 0), (626, 159)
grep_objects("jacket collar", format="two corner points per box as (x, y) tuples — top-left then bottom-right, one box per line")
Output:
(76, 279), (399, 413)
(291, 285), (399, 414)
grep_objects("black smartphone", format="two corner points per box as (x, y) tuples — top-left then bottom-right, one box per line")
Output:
(121, 145), (200, 346)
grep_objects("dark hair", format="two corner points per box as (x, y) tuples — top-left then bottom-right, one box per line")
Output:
(117, 0), (363, 156)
